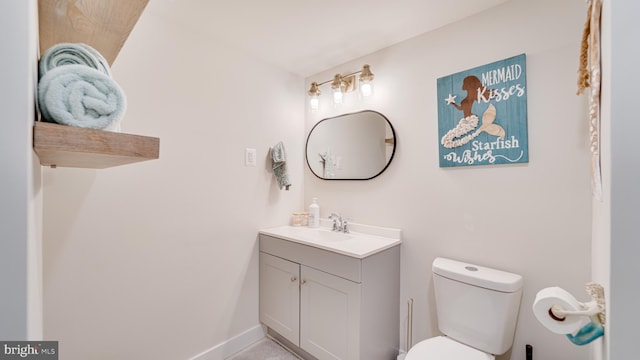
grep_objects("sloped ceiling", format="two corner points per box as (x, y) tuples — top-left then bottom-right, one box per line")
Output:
(146, 0), (510, 77)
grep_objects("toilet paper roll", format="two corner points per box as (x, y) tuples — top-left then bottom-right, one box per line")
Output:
(533, 287), (588, 335)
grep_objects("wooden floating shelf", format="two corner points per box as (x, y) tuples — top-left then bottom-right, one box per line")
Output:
(35, 0), (158, 169)
(33, 122), (159, 169)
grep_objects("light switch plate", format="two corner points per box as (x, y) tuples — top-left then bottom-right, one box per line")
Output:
(245, 148), (257, 167)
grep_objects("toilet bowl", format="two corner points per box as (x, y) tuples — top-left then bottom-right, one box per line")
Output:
(405, 336), (493, 360)
(405, 258), (523, 359)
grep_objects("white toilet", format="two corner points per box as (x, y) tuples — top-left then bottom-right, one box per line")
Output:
(405, 257), (523, 360)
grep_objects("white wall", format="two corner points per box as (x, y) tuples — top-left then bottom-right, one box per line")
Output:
(0, 0), (43, 340)
(41, 2), (304, 359)
(305, 1), (592, 359)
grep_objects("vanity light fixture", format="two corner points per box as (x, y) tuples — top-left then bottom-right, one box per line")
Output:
(307, 64), (375, 111)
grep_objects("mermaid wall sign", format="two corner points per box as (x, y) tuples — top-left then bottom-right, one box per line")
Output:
(437, 54), (528, 167)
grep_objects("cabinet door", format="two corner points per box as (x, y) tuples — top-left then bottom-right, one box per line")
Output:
(300, 266), (361, 360)
(260, 253), (300, 345)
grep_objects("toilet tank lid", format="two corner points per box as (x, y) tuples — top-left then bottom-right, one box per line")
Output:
(432, 257), (523, 293)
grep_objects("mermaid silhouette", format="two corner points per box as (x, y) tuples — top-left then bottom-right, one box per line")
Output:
(441, 75), (505, 149)
(451, 76), (489, 117)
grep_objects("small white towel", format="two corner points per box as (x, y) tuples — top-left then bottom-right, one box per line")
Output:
(272, 141), (291, 190)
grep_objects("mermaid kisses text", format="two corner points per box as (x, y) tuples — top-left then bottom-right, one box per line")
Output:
(437, 54), (529, 167)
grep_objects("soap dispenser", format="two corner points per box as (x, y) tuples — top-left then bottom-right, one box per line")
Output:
(308, 198), (320, 228)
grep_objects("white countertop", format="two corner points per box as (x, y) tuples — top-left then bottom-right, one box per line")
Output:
(259, 223), (401, 259)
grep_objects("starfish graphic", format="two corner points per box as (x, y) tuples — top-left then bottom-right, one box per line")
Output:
(445, 94), (457, 105)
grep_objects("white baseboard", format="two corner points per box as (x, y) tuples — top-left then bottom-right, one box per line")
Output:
(189, 325), (265, 360)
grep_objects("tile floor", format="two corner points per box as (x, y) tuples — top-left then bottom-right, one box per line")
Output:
(226, 338), (300, 360)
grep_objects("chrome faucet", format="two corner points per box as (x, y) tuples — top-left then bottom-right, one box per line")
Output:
(329, 212), (349, 233)
(329, 212), (341, 231)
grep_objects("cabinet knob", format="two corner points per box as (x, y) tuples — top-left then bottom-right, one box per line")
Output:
(291, 276), (297, 282)
(301, 279), (307, 285)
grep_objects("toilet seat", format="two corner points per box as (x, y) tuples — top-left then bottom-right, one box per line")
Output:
(405, 336), (494, 360)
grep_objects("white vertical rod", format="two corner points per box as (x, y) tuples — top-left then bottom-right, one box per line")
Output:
(407, 298), (414, 351)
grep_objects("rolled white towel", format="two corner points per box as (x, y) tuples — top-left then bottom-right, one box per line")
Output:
(38, 64), (126, 130)
(39, 43), (112, 79)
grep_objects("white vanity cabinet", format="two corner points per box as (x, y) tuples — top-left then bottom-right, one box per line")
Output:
(259, 231), (400, 360)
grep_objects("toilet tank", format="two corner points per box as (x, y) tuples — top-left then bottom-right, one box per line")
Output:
(432, 257), (523, 355)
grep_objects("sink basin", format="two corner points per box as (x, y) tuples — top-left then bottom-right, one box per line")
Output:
(287, 227), (354, 242)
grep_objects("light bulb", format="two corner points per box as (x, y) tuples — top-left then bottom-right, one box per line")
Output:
(307, 82), (321, 112)
(360, 80), (373, 97)
(309, 94), (319, 111)
(359, 64), (374, 97)
(330, 74), (343, 105)
(333, 88), (343, 104)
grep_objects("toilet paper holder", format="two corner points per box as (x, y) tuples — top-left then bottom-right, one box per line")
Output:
(548, 282), (606, 326)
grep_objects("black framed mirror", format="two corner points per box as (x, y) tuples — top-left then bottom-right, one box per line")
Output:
(306, 110), (396, 180)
